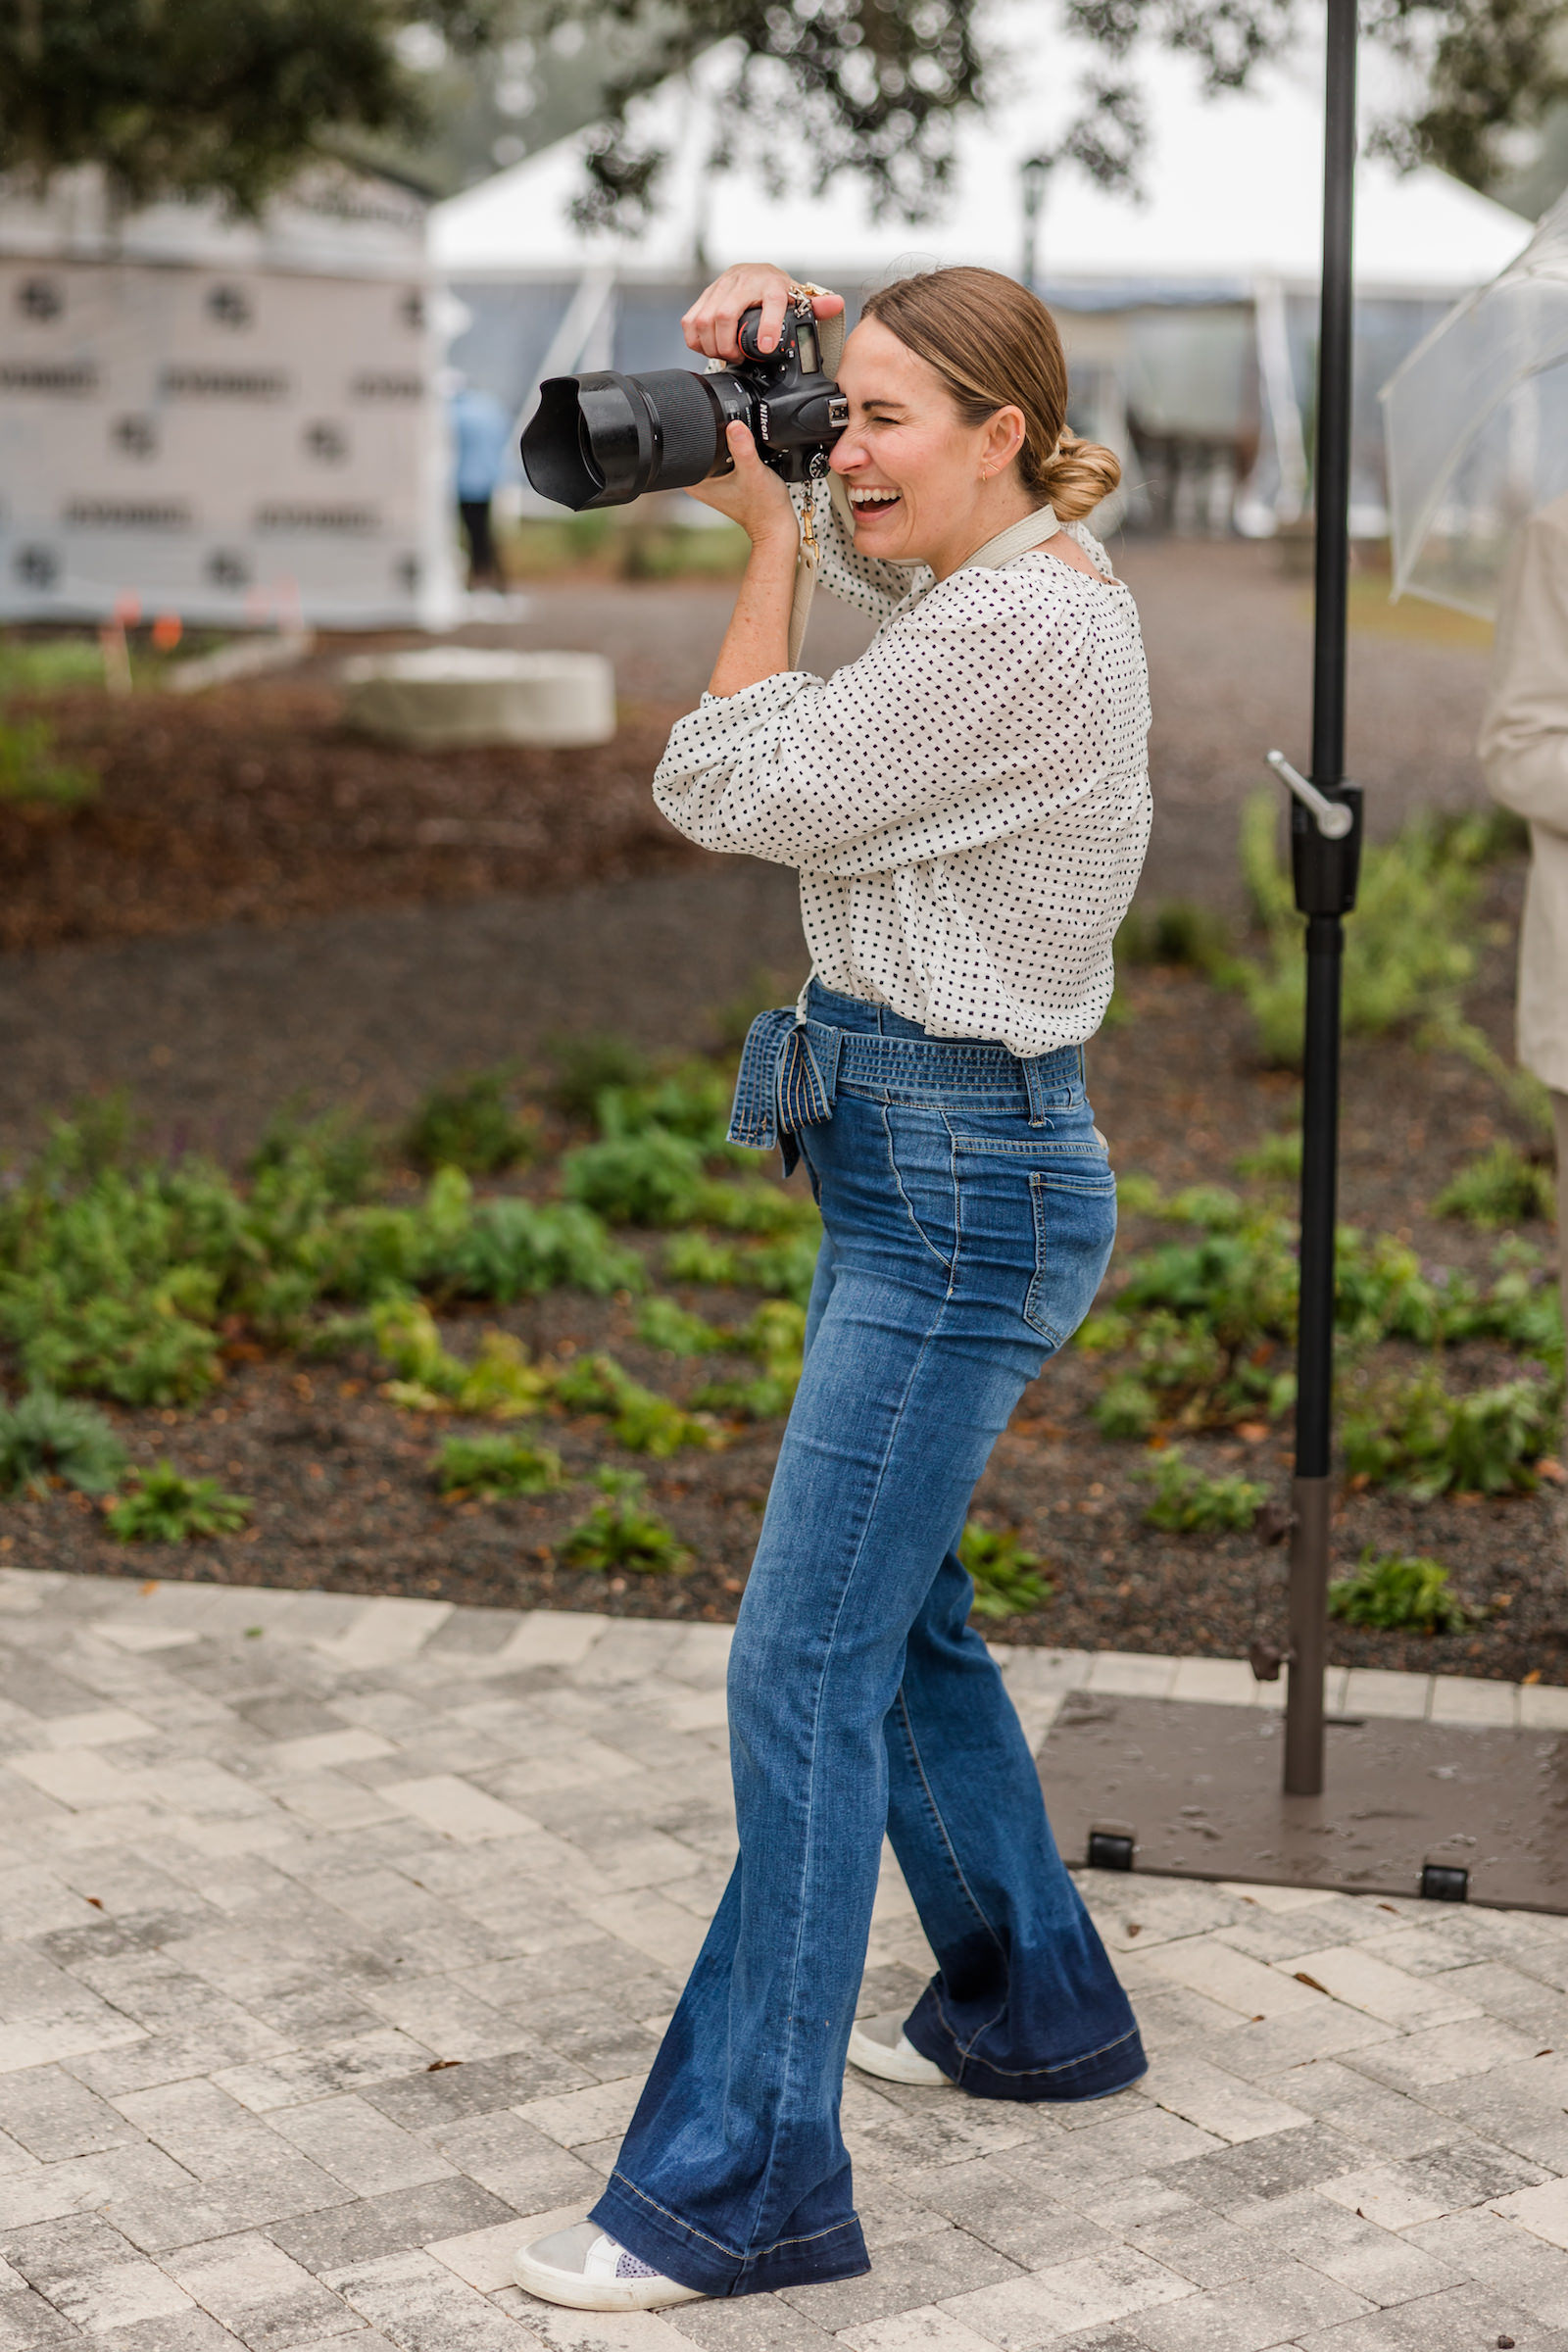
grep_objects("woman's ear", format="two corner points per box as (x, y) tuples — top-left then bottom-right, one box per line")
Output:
(980, 405), (1028, 478)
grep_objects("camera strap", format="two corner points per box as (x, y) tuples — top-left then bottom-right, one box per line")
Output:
(787, 296), (847, 671)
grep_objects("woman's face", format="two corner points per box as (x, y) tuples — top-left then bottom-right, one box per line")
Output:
(829, 316), (1027, 573)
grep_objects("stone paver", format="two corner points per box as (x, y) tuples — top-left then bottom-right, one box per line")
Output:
(0, 1567), (1563, 2350)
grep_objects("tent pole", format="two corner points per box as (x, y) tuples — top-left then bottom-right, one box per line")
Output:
(1284, 0), (1363, 1799)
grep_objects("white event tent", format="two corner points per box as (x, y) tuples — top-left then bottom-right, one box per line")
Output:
(432, 14), (1532, 533)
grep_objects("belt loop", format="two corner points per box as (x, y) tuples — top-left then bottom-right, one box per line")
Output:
(1023, 1057), (1051, 1128)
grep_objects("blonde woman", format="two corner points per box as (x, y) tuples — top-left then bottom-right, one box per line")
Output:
(518, 264), (1152, 2315)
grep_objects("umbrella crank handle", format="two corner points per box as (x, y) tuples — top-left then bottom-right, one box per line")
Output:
(1265, 750), (1354, 840)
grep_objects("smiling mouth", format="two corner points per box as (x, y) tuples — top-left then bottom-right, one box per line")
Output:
(849, 487), (901, 514)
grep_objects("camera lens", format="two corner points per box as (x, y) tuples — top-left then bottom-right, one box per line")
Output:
(522, 368), (740, 512)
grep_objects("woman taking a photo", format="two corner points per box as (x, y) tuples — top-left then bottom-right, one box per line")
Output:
(518, 261), (1152, 2314)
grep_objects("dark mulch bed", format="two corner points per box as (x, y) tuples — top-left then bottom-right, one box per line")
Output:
(1, 682), (705, 954)
(4, 917), (1563, 1683)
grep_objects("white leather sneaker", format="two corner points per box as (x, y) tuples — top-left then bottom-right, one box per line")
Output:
(514, 2221), (706, 2312)
(847, 2012), (952, 2086)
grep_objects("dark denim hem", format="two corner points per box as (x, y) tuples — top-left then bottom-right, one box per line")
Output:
(904, 1995), (1148, 2105)
(589, 2176), (871, 2298)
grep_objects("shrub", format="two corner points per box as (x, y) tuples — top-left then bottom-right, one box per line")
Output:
(106, 1463), (252, 1543)
(1093, 1373), (1160, 1442)
(404, 1069), (535, 1175)
(1434, 1142), (1556, 1229)
(662, 1232), (743, 1287)
(1328, 1548), (1473, 1634)
(0, 1391), (127, 1497)
(694, 1299), (807, 1420)
(432, 1196), (642, 1301)
(434, 1433), (564, 1496)
(544, 1033), (649, 1123)
(559, 1470), (690, 1573)
(1234, 792), (1481, 1066)
(1117, 900), (1237, 972)
(371, 1302), (552, 1419)
(1139, 1447), (1267, 1533)
(553, 1351), (716, 1455)
(636, 1297), (726, 1354)
(0, 714), (97, 807)
(1342, 1366), (1556, 1498)
(959, 1523), (1052, 1619)
(561, 1132), (709, 1226)
(247, 1109), (380, 1207)
(0, 634), (107, 693)
(1235, 1129), (1302, 1184)
(595, 1061), (736, 1152)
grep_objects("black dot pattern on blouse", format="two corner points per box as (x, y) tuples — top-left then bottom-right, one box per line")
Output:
(651, 491), (1153, 1059)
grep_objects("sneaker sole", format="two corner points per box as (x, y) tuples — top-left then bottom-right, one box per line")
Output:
(514, 2254), (705, 2312)
(846, 2026), (951, 2086)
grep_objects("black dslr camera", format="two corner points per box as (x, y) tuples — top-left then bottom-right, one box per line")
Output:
(520, 300), (848, 512)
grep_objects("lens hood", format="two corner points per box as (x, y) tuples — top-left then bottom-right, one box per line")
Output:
(522, 369), (733, 512)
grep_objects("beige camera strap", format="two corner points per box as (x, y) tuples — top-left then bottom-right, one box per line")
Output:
(784, 285), (1060, 666)
(788, 289), (845, 670)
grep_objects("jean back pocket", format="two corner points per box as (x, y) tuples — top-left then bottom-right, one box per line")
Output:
(1025, 1168), (1118, 1348)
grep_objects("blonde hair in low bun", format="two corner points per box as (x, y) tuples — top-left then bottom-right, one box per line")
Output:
(860, 266), (1120, 525)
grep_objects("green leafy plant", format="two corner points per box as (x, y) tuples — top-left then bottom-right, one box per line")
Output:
(106, 1463), (252, 1543)
(1234, 1129), (1302, 1184)
(1233, 793), (1483, 1066)
(544, 1033), (650, 1123)
(562, 1131), (709, 1226)
(1117, 900), (1237, 973)
(0, 714), (97, 808)
(371, 1300), (554, 1419)
(959, 1523), (1053, 1619)
(636, 1297), (726, 1354)
(0, 1391), (127, 1496)
(1342, 1366), (1556, 1498)
(404, 1068), (535, 1175)
(1139, 1447), (1268, 1533)
(1434, 1141), (1556, 1229)
(434, 1433), (564, 1496)
(694, 1299), (807, 1420)
(1093, 1372), (1160, 1442)
(553, 1351), (716, 1455)
(559, 1469), (691, 1574)
(1328, 1548), (1474, 1634)
(0, 635), (108, 694)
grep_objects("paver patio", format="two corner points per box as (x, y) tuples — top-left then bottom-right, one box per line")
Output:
(1, 1569), (1567, 2352)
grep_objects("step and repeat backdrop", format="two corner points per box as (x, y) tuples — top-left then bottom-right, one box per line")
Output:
(0, 169), (459, 630)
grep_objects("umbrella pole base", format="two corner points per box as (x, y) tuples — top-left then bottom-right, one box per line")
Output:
(1285, 1473), (1333, 1796)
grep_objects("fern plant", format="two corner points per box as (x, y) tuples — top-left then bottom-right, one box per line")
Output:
(106, 1464), (252, 1543)
(958, 1524), (1052, 1620)
(1328, 1549), (1473, 1634)
(559, 1470), (690, 1574)
(0, 1391), (126, 1496)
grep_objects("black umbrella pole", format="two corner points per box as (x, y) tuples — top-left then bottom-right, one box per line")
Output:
(1285, 916), (1344, 1794)
(1283, 0), (1362, 1798)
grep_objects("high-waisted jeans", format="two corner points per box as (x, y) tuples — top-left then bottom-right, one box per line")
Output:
(590, 979), (1145, 2297)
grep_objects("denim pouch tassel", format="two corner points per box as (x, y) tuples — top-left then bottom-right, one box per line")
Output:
(728, 1007), (841, 1175)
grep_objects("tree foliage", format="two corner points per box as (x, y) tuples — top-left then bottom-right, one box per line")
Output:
(0, 0), (502, 215)
(1, 0), (1560, 230)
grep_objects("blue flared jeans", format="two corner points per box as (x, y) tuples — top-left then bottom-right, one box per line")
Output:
(590, 980), (1145, 2296)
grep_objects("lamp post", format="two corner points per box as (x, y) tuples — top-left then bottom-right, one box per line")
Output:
(1268, 0), (1365, 1798)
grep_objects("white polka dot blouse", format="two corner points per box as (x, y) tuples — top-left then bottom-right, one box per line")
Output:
(652, 486), (1152, 1059)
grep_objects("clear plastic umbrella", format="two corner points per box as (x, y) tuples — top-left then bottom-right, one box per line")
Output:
(1382, 191), (1565, 618)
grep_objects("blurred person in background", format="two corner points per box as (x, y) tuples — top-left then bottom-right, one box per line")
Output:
(1480, 488), (1568, 1473)
(447, 372), (511, 592)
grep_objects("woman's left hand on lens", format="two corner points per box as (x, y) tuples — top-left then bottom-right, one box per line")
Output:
(685, 422), (797, 544)
(682, 264), (844, 361)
